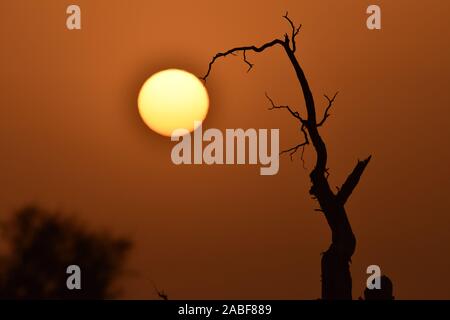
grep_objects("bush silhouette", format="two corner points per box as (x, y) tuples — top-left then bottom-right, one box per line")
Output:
(0, 206), (131, 299)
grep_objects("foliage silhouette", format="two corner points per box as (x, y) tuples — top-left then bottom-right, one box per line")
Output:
(202, 12), (372, 299)
(0, 206), (131, 299)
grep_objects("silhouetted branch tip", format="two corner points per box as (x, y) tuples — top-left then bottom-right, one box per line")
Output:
(336, 155), (372, 204)
(265, 93), (306, 123)
(201, 39), (285, 81)
(300, 144), (307, 169)
(243, 50), (254, 72)
(317, 92), (339, 127)
(278, 122), (310, 168)
(283, 12), (302, 52)
(152, 282), (169, 300)
(266, 93), (309, 166)
(280, 143), (308, 161)
(157, 290), (168, 300)
(200, 13), (303, 80)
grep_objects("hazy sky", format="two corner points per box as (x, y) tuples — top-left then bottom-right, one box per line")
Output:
(1, 0), (450, 299)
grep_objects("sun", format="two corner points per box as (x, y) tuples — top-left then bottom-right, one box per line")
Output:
(138, 69), (209, 137)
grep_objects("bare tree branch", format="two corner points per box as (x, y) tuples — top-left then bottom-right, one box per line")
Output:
(201, 39), (285, 81)
(243, 50), (253, 72)
(299, 123), (309, 148)
(280, 123), (310, 168)
(283, 12), (302, 52)
(265, 93), (306, 123)
(317, 92), (339, 127)
(200, 12), (302, 80)
(280, 142), (308, 161)
(300, 143), (307, 169)
(266, 93), (309, 165)
(336, 156), (372, 205)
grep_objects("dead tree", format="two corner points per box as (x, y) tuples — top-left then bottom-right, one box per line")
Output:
(201, 13), (371, 300)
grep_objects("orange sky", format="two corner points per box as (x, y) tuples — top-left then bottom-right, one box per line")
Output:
(1, 0), (450, 299)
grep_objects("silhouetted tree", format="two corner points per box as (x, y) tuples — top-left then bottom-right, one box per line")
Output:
(0, 206), (131, 299)
(202, 12), (371, 300)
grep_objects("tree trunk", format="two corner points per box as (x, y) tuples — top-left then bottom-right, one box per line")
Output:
(284, 43), (366, 300)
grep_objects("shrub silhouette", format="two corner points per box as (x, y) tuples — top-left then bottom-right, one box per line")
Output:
(0, 206), (131, 299)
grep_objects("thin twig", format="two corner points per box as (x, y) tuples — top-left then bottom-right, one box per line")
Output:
(317, 92), (339, 127)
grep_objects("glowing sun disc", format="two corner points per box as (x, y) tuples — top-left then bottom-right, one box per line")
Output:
(138, 69), (209, 137)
